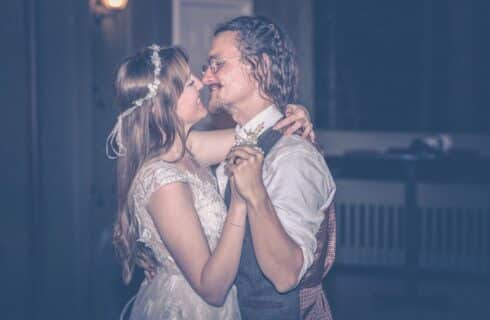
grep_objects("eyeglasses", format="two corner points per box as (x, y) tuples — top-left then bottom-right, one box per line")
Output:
(201, 55), (242, 75)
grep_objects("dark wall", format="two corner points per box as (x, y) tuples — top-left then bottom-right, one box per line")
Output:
(314, 0), (489, 132)
(1, 1), (171, 319)
(1, 2), (34, 320)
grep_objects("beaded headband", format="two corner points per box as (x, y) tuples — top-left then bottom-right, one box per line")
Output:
(106, 44), (162, 159)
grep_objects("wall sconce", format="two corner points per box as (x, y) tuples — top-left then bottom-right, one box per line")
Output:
(90, 0), (128, 17)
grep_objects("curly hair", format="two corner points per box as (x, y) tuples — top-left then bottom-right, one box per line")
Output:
(214, 16), (298, 111)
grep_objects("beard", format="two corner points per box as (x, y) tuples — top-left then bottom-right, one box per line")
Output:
(207, 96), (223, 114)
(208, 101), (233, 115)
(207, 90), (233, 115)
(200, 85), (223, 114)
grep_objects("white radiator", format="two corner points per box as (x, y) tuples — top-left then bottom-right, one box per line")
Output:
(335, 180), (490, 274)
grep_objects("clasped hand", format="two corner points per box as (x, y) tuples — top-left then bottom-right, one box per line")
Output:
(225, 146), (266, 204)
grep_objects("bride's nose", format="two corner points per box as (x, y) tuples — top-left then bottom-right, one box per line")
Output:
(195, 78), (204, 91)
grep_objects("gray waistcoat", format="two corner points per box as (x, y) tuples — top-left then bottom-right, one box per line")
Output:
(224, 128), (300, 320)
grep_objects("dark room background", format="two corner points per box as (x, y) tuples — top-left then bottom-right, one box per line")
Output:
(315, 0), (490, 133)
(1, 1), (489, 320)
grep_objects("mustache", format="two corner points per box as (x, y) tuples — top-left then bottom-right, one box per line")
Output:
(207, 83), (223, 90)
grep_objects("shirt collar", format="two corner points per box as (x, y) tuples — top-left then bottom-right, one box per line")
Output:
(234, 105), (283, 146)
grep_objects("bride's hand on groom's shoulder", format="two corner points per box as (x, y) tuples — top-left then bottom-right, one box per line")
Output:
(274, 104), (316, 143)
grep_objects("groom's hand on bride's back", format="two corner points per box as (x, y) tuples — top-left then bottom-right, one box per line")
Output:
(143, 266), (156, 281)
(136, 250), (158, 281)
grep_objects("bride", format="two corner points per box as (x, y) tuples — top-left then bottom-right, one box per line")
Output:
(107, 44), (313, 319)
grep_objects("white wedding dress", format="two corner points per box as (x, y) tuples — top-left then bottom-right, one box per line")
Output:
(127, 159), (241, 320)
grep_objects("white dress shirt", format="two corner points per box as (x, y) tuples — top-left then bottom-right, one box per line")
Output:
(216, 105), (336, 284)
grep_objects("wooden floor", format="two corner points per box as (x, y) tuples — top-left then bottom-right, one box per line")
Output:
(324, 270), (490, 320)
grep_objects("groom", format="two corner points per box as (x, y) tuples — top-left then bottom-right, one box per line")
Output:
(202, 16), (336, 319)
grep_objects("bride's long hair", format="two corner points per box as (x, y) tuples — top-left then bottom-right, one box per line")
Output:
(112, 46), (190, 284)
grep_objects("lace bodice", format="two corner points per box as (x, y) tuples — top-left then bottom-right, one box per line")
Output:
(127, 159), (241, 320)
(129, 159), (228, 274)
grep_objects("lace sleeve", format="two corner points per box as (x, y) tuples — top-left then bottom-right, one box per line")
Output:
(130, 161), (189, 267)
(137, 160), (189, 206)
